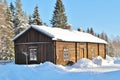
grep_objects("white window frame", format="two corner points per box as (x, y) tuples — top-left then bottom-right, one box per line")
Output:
(63, 47), (69, 60)
(29, 48), (37, 61)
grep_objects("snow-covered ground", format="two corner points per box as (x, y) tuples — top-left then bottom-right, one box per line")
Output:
(0, 56), (120, 80)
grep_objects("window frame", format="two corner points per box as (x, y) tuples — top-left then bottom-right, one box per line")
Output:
(29, 48), (37, 61)
(63, 47), (69, 61)
(91, 49), (95, 59)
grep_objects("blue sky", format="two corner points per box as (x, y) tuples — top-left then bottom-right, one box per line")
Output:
(7, 0), (120, 38)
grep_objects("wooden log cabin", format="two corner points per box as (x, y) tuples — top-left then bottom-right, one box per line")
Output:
(13, 25), (107, 65)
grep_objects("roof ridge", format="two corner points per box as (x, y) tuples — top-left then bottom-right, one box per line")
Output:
(13, 25), (107, 44)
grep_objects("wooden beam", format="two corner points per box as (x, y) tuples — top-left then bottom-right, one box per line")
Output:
(86, 43), (88, 58)
(75, 42), (77, 62)
(53, 41), (56, 64)
(98, 43), (99, 56)
(104, 44), (106, 59)
(15, 42), (51, 45)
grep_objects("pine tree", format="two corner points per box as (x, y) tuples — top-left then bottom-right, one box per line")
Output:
(0, 1), (7, 59)
(86, 27), (94, 35)
(23, 11), (28, 25)
(97, 33), (100, 38)
(0, 2), (14, 60)
(14, 0), (28, 35)
(32, 5), (42, 25)
(16, 0), (22, 17)
(86, 28), (90, 33)
(6, 7), (13, 24)
(90, 28), (94, 35)
(9, 2), (15, 17)
(51, 0), (67, 28)
(43, 23), (48, 26)
(28, 15), (33, 25)
(9, 2), (15, 27)
(99, 32), (108, 41)
(5, 7), (14, 60)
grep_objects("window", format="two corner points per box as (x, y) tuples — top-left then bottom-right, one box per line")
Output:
(63, 47), (69, 60)
(91, 49), (94, 59)
(30, 48), (37, 61)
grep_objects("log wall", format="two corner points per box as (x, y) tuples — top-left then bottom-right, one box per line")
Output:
(55, 41), (106, 65)
(55, 41), (76, 65)
(14, 27), (106, 65)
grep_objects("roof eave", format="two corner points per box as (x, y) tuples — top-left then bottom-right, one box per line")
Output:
(13, 25), (55, 41)
(13, 25), (31, 41)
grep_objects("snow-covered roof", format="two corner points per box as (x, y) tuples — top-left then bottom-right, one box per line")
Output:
(13, 25), (107, 44)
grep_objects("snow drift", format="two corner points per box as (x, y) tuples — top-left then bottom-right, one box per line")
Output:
(0, 56), (120, 80)
(72, 58), (97, 68)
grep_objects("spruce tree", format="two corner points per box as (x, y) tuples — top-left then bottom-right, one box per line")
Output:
(6, 7), (13, 24)
(51, 0), (67, 28)
(86, 28), (90, 33)
(5, 7), (14, 60)
(32, 5), (42, 25)
(86, 28), (94, 35)
(99, 32), (108, 41)
(14, 0), (28, 35)
(90, 28), (94, 35)
(23, 12), (28, 25)
(28, 15), (33, 25)
(0, 2), (14, 60)
(9, 2), (15, 17)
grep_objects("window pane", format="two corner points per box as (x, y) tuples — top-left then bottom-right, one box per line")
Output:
(63, 48), (69, 60)
(30, 49), (37, 61)
(91, 49), (94, 59)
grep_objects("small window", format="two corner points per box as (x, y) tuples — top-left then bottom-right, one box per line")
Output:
(91, 49), (94, 59)
(30, 48), (37, 61)
(63, 47), (69, 60)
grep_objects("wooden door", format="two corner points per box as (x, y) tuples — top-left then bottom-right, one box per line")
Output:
(77, 48), (87, 60)
(80, 48), (85, 58)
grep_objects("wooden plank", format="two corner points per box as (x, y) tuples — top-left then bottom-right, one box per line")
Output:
(15, 42), (51, 45)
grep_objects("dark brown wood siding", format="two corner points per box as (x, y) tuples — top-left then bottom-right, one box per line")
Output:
(14, 28), (52, 43)
(14, 28), (55, 64)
